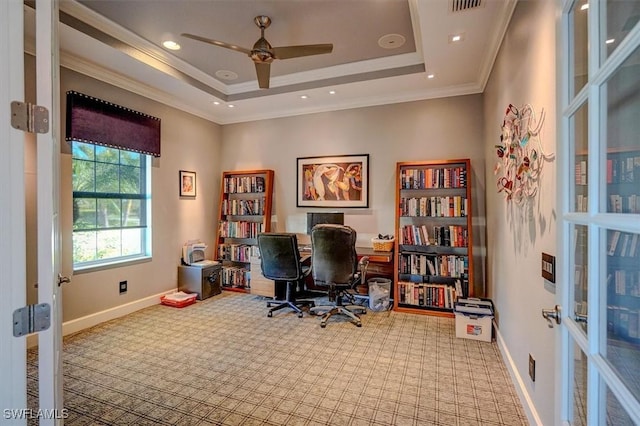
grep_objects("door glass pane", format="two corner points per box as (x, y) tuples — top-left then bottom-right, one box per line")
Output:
(605, 228), (640, 401)
(605, 385), (635, 425)
(604, 46), (640, 214)
(572, 344), (588, 426)
(602, 1), (640, 62)
(570, 0), (589, 97)
(573, 225), (588, 332)
(573, 103), (589, 212)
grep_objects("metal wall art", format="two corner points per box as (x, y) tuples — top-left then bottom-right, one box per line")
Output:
(494, 103), (554, 203)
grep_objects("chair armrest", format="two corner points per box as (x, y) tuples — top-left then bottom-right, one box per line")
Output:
(357, 256), (370, 285)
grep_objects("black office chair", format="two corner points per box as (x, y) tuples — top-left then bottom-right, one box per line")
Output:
(257, 233), (314, 318)
(309, 224), (369, 328)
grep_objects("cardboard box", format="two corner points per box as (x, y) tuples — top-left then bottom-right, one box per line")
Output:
(454, 298), (494, 342)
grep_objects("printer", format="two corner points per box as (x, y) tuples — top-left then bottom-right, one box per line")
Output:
(182, 240), (218, 267)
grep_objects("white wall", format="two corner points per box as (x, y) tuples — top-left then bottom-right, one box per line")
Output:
(221, 95), (488, 295)
(483, 1), (558, 424)
(55, 68), (223, 323)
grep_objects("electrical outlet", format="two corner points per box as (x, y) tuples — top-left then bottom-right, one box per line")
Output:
(529, 354), (536, 382)
(119, 280), (127, 294)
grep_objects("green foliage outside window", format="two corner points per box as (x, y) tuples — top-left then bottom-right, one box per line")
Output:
(72, 142), (151, 268)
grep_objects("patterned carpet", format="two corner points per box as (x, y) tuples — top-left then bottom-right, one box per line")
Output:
(27, 292), (529, 425)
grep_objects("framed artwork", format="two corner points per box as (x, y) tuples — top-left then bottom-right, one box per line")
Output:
(297, 154), (369, 208)
(179, 170), (196, 197)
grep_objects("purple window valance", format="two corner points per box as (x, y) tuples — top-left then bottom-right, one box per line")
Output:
(65, 91), (161, 157)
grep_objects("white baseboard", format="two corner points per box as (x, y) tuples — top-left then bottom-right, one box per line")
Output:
(494, 321), (543, 426)
(27, 290), (174, 349)
(62, 290), (175, 337)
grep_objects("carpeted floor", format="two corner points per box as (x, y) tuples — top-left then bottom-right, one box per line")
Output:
(27, 291), (529, 425)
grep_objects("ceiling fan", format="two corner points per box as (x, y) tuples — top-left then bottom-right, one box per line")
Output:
(182, 16), (333, 89)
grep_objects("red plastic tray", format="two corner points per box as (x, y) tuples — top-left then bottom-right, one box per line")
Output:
(160, 294), (197, 308)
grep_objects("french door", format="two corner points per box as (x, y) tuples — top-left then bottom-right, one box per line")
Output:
(0, 0), (63, 424)
(559, 0), (640, 424)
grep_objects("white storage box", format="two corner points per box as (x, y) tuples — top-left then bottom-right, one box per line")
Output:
(454, 297), (494, 342)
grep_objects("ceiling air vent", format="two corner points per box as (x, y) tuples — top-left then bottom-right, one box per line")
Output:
(451, 0), (482, 13)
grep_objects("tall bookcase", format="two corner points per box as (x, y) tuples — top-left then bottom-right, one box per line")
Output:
(394, 159), (473, 317)
(216, 169), (274, 293)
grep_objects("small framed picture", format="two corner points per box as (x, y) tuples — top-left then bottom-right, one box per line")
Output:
(179, 170), (196, 198)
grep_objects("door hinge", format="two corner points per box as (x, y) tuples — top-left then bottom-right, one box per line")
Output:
(10, 101), (49, 134)
(13, 303), (51, 337)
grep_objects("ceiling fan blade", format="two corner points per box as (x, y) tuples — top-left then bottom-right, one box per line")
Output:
(272, 44), (333, 60)
(255, 63), (271, 89)
(181, 33), (251, 55)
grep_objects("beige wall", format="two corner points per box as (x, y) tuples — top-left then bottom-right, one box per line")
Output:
(221, 95), (488, 295)
(53, 68), (223, 322)
(483, 1), (557, 423)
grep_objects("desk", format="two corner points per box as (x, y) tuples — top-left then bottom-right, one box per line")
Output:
(250, 247), (394, 298)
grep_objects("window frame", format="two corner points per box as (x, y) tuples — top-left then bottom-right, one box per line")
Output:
(71, 141), (152, 272)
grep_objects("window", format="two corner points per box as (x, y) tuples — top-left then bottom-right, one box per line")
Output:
(71, 141), (151, 269)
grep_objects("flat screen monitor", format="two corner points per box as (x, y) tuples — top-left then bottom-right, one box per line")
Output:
(306, 212), (344, 235)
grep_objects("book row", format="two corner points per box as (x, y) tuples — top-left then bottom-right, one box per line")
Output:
(607, 155), (640, 184)
(218, 221), (264, 239)
(608, 194), (640, 214)
(397, 280), (464, 309)
(608, 270), (640, 297)
(221, 266), (250, 288)
(223, 176), (266, 194)
(399, 226), (468, 247)
(607, 231), (640, 258)
(399, 254), (469, 278)
(608, 305), (640, 341)
(399, 196), (468, 218)
(576, 155), (640, 186)
(399, 166), (467, 190)
(221, 198), (266, 215)
(218, 244), (260, 263)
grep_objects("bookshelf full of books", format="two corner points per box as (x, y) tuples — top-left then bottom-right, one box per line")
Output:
(394, 159), (473, 317)
(216, 170), (274, 293)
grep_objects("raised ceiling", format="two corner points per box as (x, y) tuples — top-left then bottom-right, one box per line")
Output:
(35, 0), (517, 124)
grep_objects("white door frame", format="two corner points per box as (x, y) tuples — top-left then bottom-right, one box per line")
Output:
(35, 0), (64, 423)
(0, 0), (28, 423)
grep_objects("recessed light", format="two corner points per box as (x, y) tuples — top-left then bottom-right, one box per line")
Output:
(580, 3), (589, 10)
(427, 74), (435, 79)
(215, 70), (238, 81)
(228, 104), (235, 108)
(212, 101), (220, 105)
(378, 34), (406, 49)
(300, 95), (308, 99)
(606, 38), (615, 44)
(329, 90), (336, 95)
(162, 40), (180, 50)
(449, 33), (465, 43)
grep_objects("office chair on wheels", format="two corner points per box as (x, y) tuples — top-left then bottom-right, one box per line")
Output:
(309, 224), (369, 328)
(257, 233), (314, 318)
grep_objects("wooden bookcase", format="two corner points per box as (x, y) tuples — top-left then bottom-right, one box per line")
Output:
(216, 169), (274, 293)
(394, 159), (473, 317)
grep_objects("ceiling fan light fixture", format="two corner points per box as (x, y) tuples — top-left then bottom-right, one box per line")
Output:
(250, 49), (275, 63)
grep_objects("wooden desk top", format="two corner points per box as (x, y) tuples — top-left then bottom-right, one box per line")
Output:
(298, 246), (393, 264)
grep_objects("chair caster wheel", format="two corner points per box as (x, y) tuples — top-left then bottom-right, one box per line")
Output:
(356, 322), (362, 327)
(298, 312), (303, 318)
(320, 323), (326, 328)
(267, 312), (273, 317)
